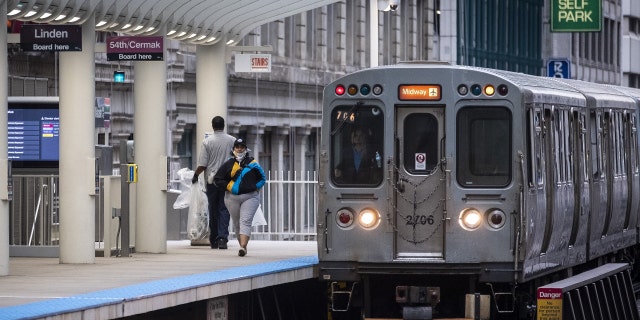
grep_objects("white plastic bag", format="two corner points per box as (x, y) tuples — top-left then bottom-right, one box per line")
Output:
(172, 168), (209, 240)
(252, 204), (267, 226)
(187, 182), (209, 240)
(173, 168), (194, 209)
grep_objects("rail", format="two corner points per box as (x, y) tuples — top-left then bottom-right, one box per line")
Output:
(8, 171), (318, 248)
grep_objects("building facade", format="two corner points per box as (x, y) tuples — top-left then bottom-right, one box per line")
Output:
(6, 0), (640, 181)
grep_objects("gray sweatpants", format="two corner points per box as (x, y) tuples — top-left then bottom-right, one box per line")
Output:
(224, 191), (260, 237)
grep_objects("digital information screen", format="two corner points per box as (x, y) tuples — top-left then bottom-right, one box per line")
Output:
(8, 108), (60, 161)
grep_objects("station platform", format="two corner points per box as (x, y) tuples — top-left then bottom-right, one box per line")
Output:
(0, 240), (318, 320)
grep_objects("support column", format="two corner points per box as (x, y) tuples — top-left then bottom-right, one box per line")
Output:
(195, 40), (228, 156)
(294, 126), (311, 237)
(134, 48), (168, 253)
(0, 0), (10, 275)
(249, 124), (265, 158)
(369, 0), (379, 67)
(271, 126), (289, 239)
(59, 17), (96, 264)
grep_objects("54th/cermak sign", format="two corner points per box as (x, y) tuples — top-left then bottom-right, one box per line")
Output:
(551, 0), (601, 32)
(106, 36), (164, 61)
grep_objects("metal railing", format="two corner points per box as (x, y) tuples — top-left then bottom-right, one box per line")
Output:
(9, 175), (60, 246)
(8, 171), (318, 248)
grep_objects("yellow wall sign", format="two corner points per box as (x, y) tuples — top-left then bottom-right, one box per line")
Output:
(536, 288), (562, 320)
(398, 85), (441, 101)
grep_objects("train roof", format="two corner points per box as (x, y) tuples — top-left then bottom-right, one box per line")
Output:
(337, 62), (640, 109)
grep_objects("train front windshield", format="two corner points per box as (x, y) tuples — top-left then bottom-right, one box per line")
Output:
(330, 105), (384, 186)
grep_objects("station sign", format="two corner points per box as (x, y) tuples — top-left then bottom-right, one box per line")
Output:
(235, 54), (272, 73)
(551, 0), (601, 32)
(547, 58), (571, 78)
(106, 36), (164, 61)
(20, 24), (82, 52)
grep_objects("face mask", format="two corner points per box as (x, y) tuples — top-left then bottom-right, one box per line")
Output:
(234, 150), (246, 161)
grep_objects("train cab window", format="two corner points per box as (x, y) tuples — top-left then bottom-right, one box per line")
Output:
(456, 107), (511, 187)
(330, 105), (384, 186)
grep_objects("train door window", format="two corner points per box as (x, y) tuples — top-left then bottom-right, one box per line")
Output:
(631, 114), (639, 175)
(456, 106), (511, 187)
(590, 111), (603, 179)
(579, 114), (588, 182)
(403, 114), (438, 174)
(526, 107), (544, 187)
(330, 105), (384, 186)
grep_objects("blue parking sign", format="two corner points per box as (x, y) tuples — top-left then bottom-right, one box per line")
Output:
(547, 59), (570, 78)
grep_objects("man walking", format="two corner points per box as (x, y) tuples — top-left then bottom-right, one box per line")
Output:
(191, 116), (236, 249)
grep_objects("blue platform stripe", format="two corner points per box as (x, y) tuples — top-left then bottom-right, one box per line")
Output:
(0, 255), (318, 320)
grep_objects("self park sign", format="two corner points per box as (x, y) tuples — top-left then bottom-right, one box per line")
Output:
(551, 0), (601, 32)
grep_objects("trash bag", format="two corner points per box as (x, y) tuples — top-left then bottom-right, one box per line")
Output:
(172, 168), (209, 241)
(187, 182), (209, 241)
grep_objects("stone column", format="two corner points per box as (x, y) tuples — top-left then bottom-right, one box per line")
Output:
(0, 0), (10, 275)
(133, 40), (168, 253)
(58, 17), (96, 263)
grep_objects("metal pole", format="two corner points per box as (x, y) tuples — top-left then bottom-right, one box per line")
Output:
(119, 142), (130, 257)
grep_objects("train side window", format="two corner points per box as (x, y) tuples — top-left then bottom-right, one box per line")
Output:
(330, 105), (384, 186)
(456, 106), (511, 187)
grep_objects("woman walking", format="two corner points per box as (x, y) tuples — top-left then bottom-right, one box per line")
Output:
(214, 139), (266, 256)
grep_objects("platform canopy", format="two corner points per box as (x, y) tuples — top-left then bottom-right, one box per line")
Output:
(6, 0), (339, 45)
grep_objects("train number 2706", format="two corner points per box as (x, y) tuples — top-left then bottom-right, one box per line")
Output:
(406, 215), (435, 225)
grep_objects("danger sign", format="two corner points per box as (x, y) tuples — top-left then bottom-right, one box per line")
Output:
(536, 288), (562, 320)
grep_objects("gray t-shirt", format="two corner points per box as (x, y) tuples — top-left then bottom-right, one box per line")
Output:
(197, 131), (236, 183)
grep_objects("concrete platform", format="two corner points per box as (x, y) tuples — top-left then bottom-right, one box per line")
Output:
(0, 240), (318, 319)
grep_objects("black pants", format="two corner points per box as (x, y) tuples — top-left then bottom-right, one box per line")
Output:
(205, 182), (230, 244)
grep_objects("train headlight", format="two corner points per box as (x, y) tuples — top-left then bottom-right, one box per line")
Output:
(358, 208), (380, 229)
(486, 209), (506, 229)
(336, 208), (355, 229)
(459, 208), (482, 230)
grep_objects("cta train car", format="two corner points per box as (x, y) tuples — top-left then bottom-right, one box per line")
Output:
(316, 62), (640, 319)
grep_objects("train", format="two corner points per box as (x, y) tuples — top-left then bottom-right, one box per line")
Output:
(316, 61), (640, 319)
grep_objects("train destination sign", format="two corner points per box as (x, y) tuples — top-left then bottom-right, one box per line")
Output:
(20, 25), (82, 52)
(551, 0), (601, 32)
(398, 85), (441, 101)
(106, 36), (164, 61)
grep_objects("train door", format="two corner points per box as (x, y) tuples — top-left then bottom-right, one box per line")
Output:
(393, 107), (445, 259)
